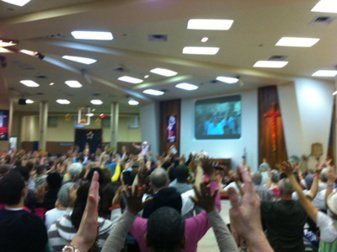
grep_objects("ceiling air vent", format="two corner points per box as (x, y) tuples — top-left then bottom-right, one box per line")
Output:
(35, 74), (47, 79)
(310, 16), (334, 25)
(148, 34), (168, 41)
(269, 55), (287, 61)
(208, 80), (219, 84)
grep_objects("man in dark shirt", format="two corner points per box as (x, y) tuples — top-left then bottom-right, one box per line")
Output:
(261, 178), (307, 252)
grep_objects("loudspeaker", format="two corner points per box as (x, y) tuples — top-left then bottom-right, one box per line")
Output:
(18, 98), (26, 105)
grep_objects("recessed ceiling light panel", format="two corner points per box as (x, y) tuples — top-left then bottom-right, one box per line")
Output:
(253, 61), (288, 68)
(0, 39), (17, 47)
(90, 99), (103, 105)
(128, 99), (139, 105)
(276, 37), (320, 47)
(1, 0), (30, 7)
(187, 19), (234, 30)
(56, 99), (70, 105)
(118, 76), (143, 84)
(175, 83), (198, 91)
(150, 68), (177, 77)
(0, 48), (11, 53)
(182, 46), (219, 55)
(20, 49), (37, 56)
(65, 80), (82, 88)
(143, 89), (164, 96)
(312, 70), (337, 77)
(71, 31), (113, 40)
(20, 80), (40, 87)
(216, 76), (239, 84)
(62, 55), (97, 64)
(25, 99), (34, 104)
(311, 0), (337, 14)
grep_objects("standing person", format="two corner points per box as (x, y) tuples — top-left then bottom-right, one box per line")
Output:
(133, 141), (151, 157)
(282, 162), (337, 252)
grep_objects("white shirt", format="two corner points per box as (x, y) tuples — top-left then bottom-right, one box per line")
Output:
(317, 211), (337, 243)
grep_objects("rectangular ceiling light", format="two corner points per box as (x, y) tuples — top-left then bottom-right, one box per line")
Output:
(20, 49), (37, 56)
(20, 80), (39, 87)
(0, 39), (17, 47)
(175, 82), (198, 91)
(187, 19), (234, 30)
(216, 76), (239, 84)
(150, 68), (177, 77)
(143, 89), (164, 96)
(183, 46), (219, 55)
(1, 0), (30, 6)
(312, 70), (337, 77)
(118, 76), (143, 84)
(65, 80), (83, 88)
(253, 61), (288, 68)
(0, 48), (11, 53)
(311, 0), (337, 13)
(56, 99), (71, 105)
(62, 55), (97, 64)
(276, 37), (320, 47)
(71, 31), (113, 40)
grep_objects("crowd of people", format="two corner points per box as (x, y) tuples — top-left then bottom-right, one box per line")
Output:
(0, 143), (336, 252)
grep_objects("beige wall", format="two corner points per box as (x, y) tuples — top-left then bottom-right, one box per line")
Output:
(20, 114), (141, 143)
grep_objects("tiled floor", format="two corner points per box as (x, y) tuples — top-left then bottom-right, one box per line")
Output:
(197, 200), (231, 252)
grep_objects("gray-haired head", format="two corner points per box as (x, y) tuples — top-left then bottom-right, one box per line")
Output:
(320, 167), (328, 182)
(57, 182), (76, 207)
(279, 178), (294, 196)
(150, 168), (169, 191)
(271, 170), (280, 183)
(252, 173), (262, 185)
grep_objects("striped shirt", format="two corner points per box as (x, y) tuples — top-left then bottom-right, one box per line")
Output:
(48, 213), (114, 251)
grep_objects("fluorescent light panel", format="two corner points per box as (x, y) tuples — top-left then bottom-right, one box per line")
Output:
(216, 76), (239, 84)
(0, 48), (11, 53)
(20, 80), (39, 87)
(20, 49), (37, 56)
(90, 99), (103, 105)
(143, 89), (164, 96)
(0, 40), (16, 47)
(276, 37), (319, 47)
(128, 99), (139, 105)
(187, 19), (234, 30)
(65, 80), (82, 88)
(311, 0), (337, 13)
(150, 68), (177, 77)
(175, 82), (198, 91)
(253, 61), (288, 68)
(118, 76), (143, 84)
(71, 31), (113, 40)
(56, 99), (70, 105)
(183, 46), (219, 55)
(333, 91), (337, 96)
(25, 99), (34, 104)
(312, 70), (337, 77)
(1, 0), (30, 7)
(62, 55), (97, 65)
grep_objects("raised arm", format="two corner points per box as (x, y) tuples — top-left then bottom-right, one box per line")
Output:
(281, 161), (319, 223)
(325, 165), (336, 208)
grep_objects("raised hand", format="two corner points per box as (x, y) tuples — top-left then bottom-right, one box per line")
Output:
(123, 185), (152, 215)
(189, 183), (217, 213)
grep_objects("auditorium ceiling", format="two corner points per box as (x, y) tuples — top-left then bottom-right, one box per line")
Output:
(0, 0), (336, 114)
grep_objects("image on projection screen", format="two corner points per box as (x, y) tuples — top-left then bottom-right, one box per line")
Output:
(195, 95), (241, 139)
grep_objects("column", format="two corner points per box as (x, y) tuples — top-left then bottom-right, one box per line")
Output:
(334, 79), (337, 171)
(39, 101), (48, 151)
(8, 99), (13, 138)
(110, 102), (119, 151)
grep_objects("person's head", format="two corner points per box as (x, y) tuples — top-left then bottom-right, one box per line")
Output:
(25, 161), (34, 172)
(0, 171), (26, 206)
(327, 192), (337, 219)
(150, 168), (169, 192)
(279, 178), (294, 197)
(320, 168), (329, 183)
(271, 170), (280, 183)
(0, 164), (11, 178)
(57, 182), (76, 207)
(68, 162), (83, 181)
(175, 165), (189, 183)
(146, 207), (185, 252)
(252, 173), (262, 186)
(153, 187), (182, 214)
(46, 172), (62, 189)
(304, 174), (314, 189)
(35, 165), (47, 176)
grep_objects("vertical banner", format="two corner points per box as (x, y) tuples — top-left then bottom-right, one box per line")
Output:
(0, 110), (9, 141)
(75, 129), (102, 153)
(167, 115), (177, 143)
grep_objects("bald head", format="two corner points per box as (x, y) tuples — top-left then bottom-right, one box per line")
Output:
(150, 168), (169, 191)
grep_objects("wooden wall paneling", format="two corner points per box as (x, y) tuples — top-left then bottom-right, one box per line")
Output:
(258, 86), (288, 169)
(160, 99), (181, 155)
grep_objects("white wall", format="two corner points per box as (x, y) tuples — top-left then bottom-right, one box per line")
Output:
(279, 78), (334, 159)
(140, 102), (160, 155)
(180, 89), (259, 171)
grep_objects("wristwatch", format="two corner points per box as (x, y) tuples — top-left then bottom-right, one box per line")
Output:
(62, 245), (79, 252)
